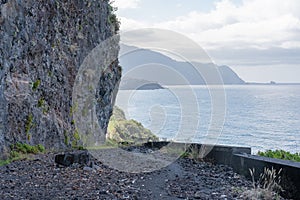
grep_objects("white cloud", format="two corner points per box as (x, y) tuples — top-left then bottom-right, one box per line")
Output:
(176, 3), (182, 8)
(118, 17), (147, 31)
(113, 0), (140, 9)
(118, 0), (300, 51)
(117, 0), (300, 81)
(153, 0), (300, 50)
(281, 41), (300, 49)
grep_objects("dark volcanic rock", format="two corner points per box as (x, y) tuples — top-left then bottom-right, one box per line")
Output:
(55, 151), (90, 167)
(0, 0), (121, 156)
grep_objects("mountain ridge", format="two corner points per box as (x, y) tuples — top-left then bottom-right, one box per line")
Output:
(120, 44), (245, 85)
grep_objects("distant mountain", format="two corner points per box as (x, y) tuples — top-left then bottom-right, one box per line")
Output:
(119, 78), (164, 90)
(119, 44), (245, 85)
(217, 65), (245, 84)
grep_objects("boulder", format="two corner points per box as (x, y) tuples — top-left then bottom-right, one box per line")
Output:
(55, 151), (90, 167)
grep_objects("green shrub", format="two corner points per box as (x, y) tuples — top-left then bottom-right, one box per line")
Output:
(10, 150), (20, 158)
(0, 143), (45, 166)
(74, 129), (80, 141)
(0, 160), (10, 166)
(75, 146), (85, 150)
(64, 131), (69, 146)
(37, 97), (45, 107)
(71, 129), (81, 148)
(14, 142), (45, 154)
(258, 150), (300, 162)
(25, 113), (34, 134)
(37, 144), (45, 153)
(32, 79), (41, 91)
(108, 2), (120, 32)
(15, 142), (28, 153)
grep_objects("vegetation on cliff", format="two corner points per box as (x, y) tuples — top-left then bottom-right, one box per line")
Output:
(107, 107), (159, 145)
(0, 143), (45, 166)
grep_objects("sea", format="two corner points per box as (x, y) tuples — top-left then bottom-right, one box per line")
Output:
(115, 85), (300, 154)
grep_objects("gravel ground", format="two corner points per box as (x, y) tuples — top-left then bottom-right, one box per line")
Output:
(0, 151), (281, 200)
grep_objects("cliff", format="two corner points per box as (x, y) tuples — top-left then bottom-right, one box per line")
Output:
(0, 0), (121, 157)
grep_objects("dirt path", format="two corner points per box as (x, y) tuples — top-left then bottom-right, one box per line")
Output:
(0, 151), (265, 199)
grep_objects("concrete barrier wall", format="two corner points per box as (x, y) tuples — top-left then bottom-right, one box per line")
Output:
(195, 144), (300, 199)
(144, 142), (300, 199)
(231, 154), (300, 199)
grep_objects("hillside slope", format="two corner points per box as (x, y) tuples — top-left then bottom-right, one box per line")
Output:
(120, 44), (245, 85)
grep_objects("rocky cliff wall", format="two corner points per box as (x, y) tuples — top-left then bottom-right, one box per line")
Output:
(0, 0), (121, 157)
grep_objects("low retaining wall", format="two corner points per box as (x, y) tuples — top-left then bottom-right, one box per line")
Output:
(200, 144), (300, 199)
(143, 142), (300, 199)
(231, 154), (300, 199)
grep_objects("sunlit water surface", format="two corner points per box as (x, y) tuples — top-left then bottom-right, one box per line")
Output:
(115, 85), (300, 154)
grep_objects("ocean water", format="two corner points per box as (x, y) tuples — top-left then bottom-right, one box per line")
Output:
(115, 85), (300, 154)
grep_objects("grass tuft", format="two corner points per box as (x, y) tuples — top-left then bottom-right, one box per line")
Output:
(0, 143), (45, 166)
(242, 167), (282, 199)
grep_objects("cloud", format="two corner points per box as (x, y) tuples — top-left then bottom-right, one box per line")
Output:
(176, 3), (182, 8)
(117, 0), (300, 78)
(154, 0), (300, 50)
(209, 47), (300, 66)
(117, 0), (300, 49)
(118, 17), (147, 31)
(113, 0), (140, 9)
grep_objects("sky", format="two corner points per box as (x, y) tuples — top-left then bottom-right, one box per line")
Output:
(113, 0), (300, 83)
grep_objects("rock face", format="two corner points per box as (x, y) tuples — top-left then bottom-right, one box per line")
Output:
(0, 0), (121, 157)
